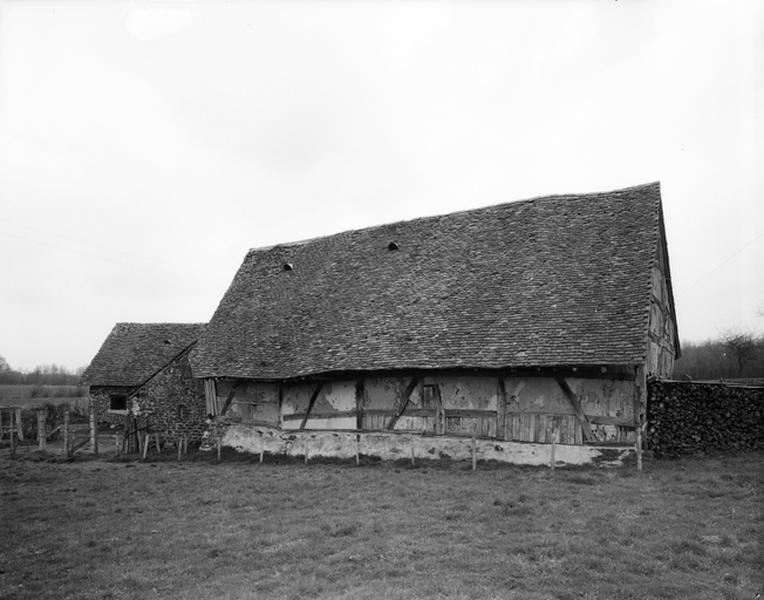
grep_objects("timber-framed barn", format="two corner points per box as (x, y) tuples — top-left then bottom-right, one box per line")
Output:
(191, 182), (679, 466)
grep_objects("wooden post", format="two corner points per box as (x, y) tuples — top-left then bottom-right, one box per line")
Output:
(89, 410), (98, 456)
(142, 433), (150, 460)
(355, 380), (364, 430)
(304, 443), (309, 463)
(497, 375), (507, 440)
(155, 433), (161, 453)
(63, 408), (70, 458)
(471, 437), (477, 471)
(136, 424), (143, 456)
(183, 435), (188, 455)
(9, 411), (16, 455)
(550, 421), (558, 471)
(217, 439), (222, 463)
(177, 436), (182, 461)
(410, 447), (415, 467)
(355, 434), (360, 466)
(634, 366), (646, 472)
(259, 449), (264, 464)
(0, 409), (4, 441)
(37, 410), (47, 451)
(115, 432), (120, 455)
(15, 408), (24, 441)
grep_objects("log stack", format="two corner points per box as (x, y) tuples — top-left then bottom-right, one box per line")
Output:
(647, 379), (764, 457)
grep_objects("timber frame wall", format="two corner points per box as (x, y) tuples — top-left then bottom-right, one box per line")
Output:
(203, 366), (644, 446)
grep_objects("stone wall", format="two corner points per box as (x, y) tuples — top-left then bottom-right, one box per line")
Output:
(91, 385), (132, 426)
(89, 352), (206, 442)
(221, 423), (634, 467)
(136, 353), (207, 442)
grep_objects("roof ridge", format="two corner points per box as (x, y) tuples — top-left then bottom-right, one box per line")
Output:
(247, 181), (661, 254)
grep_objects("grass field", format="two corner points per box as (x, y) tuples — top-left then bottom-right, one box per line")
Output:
(0, 451), (761, 600)
(0, 384), (88, 410)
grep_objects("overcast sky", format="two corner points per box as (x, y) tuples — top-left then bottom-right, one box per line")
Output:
(0, 0), (762, 371)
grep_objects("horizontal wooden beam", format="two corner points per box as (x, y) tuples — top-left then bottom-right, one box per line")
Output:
(506, 411), (635, 428)
(283, 408), (503, 421)
(228, 365), (638, 384)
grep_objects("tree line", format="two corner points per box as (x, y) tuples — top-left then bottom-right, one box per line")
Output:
(672, 332), (764, 381)
(0, 355), (85, 385)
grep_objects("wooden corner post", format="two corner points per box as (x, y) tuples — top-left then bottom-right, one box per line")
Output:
(634, 365), (646, 472)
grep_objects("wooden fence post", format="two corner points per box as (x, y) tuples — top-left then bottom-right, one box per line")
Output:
(142, 433), (150, 460)
(15, 408), (24, 441)
(0, 409), (4, 441)
(217, 439), (222, 463)
(471, 437), (477, 471)
(90, 409), (98, 456)
(9, 410), (16, 455)
(37, 410), (47, 451)
(550, 422), (558, 472)
(63, 408), (70, 458)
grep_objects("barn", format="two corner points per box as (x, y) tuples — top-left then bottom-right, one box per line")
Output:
(191, 182), (679, 466)
(83, 322), (207, 444)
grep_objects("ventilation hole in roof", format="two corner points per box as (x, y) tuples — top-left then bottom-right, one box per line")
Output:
(164, 339), (172, 345)
(387, 241), (399, 251)
(282, 263), (294, 271)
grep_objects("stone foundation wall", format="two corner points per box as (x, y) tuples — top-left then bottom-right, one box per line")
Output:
(221, 423), (634, 467)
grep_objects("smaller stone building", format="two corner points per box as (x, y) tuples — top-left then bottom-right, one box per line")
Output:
(82, 322), (206, 443)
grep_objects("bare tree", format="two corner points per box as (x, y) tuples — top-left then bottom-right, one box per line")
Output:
(722, 331), (758, 375)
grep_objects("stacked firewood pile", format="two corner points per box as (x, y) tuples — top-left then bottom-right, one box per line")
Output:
(646, 379), (764, 457)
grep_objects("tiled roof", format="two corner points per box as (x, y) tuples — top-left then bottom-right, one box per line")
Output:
(191, 183), (665, 379)
(83, 323), (205, 387)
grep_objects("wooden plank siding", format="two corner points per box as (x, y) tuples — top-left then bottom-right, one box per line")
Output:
(212, 373), (638, 445)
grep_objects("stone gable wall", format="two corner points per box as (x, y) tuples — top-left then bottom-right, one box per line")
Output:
(89, 352), (206, 443)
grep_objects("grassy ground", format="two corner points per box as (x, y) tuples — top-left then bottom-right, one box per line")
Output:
(0, 450), (761, 600)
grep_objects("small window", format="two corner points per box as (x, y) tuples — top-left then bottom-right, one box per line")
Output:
(422, 384), (438, 409)
(387, 241), (399, 251)
(282, 263), (294, 271)
(109, 394), (127, 411)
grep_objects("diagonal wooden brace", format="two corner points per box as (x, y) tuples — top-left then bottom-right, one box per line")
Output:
(555, 376), (597, 443)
